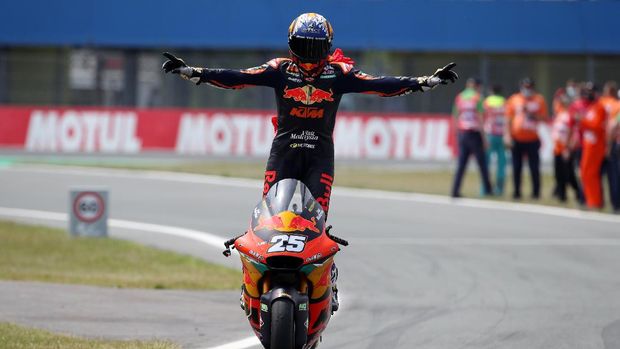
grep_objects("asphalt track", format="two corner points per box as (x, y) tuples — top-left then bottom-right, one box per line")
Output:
(1, 164), (620, 349)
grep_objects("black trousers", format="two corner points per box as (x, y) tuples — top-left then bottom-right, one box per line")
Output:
(553, 153), (584, 203)
(512, 139), (541, 199)
(264, 152), (334, 216)
(451, 130), (492, 197)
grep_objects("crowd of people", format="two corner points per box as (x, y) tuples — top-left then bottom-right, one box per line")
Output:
(450, 77), (620, 213)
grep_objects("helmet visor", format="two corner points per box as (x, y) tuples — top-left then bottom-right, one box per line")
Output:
(289, 36), (331, 62)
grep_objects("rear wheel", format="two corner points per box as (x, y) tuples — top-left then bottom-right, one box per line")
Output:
(270, 299), (295, 349)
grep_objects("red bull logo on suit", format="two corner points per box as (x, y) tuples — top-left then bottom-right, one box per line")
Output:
(283, 85), (334, 105)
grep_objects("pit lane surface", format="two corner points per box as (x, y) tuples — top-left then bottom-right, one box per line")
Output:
(1, 164), (620, 349)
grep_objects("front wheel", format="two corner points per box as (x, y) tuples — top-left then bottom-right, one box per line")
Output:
(270, 299), (295, 349)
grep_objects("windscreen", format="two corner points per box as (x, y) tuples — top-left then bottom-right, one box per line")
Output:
(250, 179), (325, 242)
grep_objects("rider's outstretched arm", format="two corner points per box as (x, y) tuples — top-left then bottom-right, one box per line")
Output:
(334, 63), (458, 96)
(162, 52), (282, 89)
(197, 60), (284, 89)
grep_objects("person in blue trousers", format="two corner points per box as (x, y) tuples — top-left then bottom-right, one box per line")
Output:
(451, 78), (493, 198)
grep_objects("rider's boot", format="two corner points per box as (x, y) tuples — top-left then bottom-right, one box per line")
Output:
(239, 286), (245, 311)
(331, 263), (339, 313)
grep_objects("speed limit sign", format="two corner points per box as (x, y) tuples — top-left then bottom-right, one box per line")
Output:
(69, 189), (108, 237)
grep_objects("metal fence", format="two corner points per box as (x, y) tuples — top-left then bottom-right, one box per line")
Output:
(1, 47), (619, 113)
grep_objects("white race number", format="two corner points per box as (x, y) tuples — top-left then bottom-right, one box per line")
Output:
(267, 235), (307, 253)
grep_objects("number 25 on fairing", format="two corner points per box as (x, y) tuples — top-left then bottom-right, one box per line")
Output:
(267, 235), (307, 253)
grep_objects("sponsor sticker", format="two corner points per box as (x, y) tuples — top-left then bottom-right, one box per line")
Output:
(305, 253), (323, 263)
(283, 85), (334, 105)
(254, 212), (319, 233)
(249, 250), (265, 262)
(289, 106), (324, 119)
(290, 130), (318, 141)
(290, 143), (316, 149)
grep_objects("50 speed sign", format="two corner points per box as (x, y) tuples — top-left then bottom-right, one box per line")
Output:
(73, 192), (104, 223)
(69, 189), (108, 237)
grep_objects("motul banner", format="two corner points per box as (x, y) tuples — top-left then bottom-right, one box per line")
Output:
(0, 106), (553, 161)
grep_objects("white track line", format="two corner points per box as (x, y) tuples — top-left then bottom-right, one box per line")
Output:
(4, 164), (620, 224)
(200, 336), (261, 349)
(4, 165), (260, 188)
(0, 207), (226, 249)
(335, 187), (620, 224)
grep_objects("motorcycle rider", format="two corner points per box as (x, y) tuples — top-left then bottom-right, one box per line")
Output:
(163, 12), (458, 311)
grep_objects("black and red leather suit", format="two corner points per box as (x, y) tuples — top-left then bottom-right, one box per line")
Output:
(194, 50), (426, 215)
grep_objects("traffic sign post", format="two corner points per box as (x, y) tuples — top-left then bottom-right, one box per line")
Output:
(69, 189), (108, 237)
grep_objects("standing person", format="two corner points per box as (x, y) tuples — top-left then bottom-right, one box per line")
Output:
(599, 81), (618, 116)
(162, 12), (459, 311)
(505, 78), (549, 200)
(606, 93), (620, 213)
(551, 88), (584, 204)
(551, 82), (579, 198)
(599, 81), (618, 203)
(577, 83), (607, 209)
(482, 84), (507, 195)
(569, 82), (589, 167)
(450, 78), (493, 198)
(560, 79), (579, 110)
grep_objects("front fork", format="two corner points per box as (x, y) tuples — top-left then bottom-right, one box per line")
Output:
(259, 286), (309, 349)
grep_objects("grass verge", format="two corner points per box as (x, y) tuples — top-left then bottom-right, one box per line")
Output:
(0, 322), (179, 349)
(0, 220), (240, 290)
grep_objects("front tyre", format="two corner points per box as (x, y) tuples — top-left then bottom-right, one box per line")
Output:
(270, 299), (295, 349)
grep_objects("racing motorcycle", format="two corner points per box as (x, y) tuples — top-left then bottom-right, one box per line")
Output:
(223, 178), (348, 349)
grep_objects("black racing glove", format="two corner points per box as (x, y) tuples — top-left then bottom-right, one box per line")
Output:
(417, 62), (458, 91)
(162, 52), (202, 84)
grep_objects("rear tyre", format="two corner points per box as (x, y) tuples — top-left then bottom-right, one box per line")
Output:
(270, 299), (295, 349)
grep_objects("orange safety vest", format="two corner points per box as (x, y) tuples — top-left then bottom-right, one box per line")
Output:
(506, 93), (549, 142)
(551, 111), (574, 155)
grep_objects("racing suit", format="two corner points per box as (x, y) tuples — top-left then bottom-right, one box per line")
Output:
(193, 54), (429, 215)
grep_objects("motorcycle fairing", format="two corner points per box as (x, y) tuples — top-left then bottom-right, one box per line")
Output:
(235, 178), (339, 268)
(251, 179), (326, 243)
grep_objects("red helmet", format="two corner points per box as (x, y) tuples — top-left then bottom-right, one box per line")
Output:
(288, 13), (334, 77)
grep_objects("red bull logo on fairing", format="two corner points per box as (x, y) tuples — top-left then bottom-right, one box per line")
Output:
(283, 85), (334, 105)
(254, 211), (320, 233)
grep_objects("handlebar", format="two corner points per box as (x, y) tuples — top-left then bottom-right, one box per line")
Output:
(224, 225), (348, 258)
(325, 225), (349, 246)
(222, 233), (245, 257)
